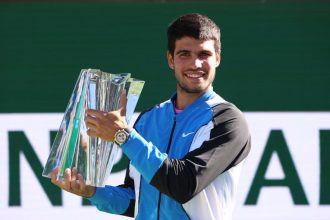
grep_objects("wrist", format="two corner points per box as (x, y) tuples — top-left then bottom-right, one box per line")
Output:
(114, 127), (132, 146)
(86, 186), (96, 198)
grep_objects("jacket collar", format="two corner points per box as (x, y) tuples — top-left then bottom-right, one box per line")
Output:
(170, 89), (216, 120)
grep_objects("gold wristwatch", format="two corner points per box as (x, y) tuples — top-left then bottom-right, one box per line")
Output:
(114, 128), (131, 145)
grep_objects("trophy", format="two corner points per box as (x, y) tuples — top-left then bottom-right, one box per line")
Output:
(42, 69), (144, 187)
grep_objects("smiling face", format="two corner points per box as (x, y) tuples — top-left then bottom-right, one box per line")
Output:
(167, 36), (220, 98)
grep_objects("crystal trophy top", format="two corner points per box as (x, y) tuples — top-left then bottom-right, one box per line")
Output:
(42, 69), (144, 187)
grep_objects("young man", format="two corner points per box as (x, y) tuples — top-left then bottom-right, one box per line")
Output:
(51, 13), (251, 220)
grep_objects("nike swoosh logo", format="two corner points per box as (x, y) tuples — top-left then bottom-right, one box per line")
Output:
(182, 132), (194, 138)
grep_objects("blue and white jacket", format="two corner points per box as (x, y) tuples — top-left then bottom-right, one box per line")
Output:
(88, 90), (251, 220)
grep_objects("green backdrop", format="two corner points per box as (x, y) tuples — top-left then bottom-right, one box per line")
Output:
(1, 1), (329, 112)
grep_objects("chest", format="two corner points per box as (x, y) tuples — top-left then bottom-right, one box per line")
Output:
(137, 110), (212, 159)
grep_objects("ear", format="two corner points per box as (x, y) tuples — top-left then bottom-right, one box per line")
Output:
(167, 51), (174, 69)
(215, 52), (221, 67)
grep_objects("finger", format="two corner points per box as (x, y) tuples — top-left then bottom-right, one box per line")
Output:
(64, 168), (72, 190)
(86, 109), (106, 119)
(71, 167), (77, 181)
(119, 90), (127, 116)
(78, 174), (86, 191)
(70, 167), (78, 189)
(50, 168), (64, 187)
(85, 115), (99, 126)
(50, 167), (59, 179)
(51, 179), (65, 189)
(85, 120), (98, 130)
(87, 128), (97, 137)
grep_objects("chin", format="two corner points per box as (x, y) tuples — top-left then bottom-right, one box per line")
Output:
(182, 87), (205, 94)
(178, 81), (210, 94)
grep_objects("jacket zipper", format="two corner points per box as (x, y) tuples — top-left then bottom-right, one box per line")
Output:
(157, 117), (176, 220)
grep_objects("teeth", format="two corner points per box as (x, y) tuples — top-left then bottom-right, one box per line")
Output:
(186, 73), (203, 78)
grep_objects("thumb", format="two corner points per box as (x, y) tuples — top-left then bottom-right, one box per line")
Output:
(119, 89), (127, 116)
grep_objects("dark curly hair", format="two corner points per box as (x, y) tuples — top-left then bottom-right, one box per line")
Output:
(167, 13), (221, 56)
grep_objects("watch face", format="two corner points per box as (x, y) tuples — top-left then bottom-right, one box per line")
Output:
(116, 131), (128, 144)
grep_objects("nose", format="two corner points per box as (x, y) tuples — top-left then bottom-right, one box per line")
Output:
(191, 57), (203, 69)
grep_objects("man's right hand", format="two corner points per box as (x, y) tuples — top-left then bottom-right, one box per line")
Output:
(51, 167), (96, 198)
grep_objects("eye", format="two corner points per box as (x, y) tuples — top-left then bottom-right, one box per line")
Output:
(177, 50), (190, 58)
(199, 52), (212, 59)
(180, 52), (189, 57)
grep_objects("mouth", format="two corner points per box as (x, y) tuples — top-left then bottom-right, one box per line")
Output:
(184, 71), (206, 79)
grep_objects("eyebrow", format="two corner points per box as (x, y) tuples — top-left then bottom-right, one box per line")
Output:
(175, 49), (190, 55)
(176, 49), (214, 56)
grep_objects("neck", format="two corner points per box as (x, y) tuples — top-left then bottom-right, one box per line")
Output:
(175, 88), (209, 110)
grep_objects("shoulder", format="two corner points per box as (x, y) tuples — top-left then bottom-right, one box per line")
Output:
(212, 102), (246, 123)
(210, 102), (250, 138)
(133, 99), (173, 127)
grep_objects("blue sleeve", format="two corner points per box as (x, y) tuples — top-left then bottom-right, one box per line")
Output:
(88, 185), (135, 215)
(121, 129), (167, 183)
